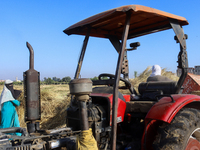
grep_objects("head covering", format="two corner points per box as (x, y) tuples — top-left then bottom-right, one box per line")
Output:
(150, 65), (161, 77)
(5, 79), (13, 84)
(0, 80), (22, 110)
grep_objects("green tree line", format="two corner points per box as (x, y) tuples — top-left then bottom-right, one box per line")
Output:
(0, 76), (109, 85)
(42, 76), (72, 85)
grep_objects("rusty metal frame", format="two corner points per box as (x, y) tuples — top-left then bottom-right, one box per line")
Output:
(108, 36), (129, 80)
(110, 11), (132, 150)
(74, 27), (91, 79)
(108, 35), (121, 53)
(170, 20), (188, 94)
(121, 50), (129, 80)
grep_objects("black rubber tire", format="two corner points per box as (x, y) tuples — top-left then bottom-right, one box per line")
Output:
(153, 108), (200, 150)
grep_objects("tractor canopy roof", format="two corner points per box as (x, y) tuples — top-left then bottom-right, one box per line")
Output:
(63, 5), (188, 39)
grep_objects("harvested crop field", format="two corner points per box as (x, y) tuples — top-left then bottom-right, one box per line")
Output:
(0, 67), (179, 130)
(0, 84), (71, 129)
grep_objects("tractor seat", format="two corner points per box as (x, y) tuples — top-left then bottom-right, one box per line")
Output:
(138, 81), (177, 100)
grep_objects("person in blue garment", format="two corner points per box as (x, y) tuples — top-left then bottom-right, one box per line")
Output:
(0, 80), (22, 136)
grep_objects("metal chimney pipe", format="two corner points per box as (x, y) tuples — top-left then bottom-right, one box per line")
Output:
(26, 42), (34, 70)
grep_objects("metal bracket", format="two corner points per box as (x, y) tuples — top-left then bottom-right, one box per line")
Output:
(170, 19), (187, 50)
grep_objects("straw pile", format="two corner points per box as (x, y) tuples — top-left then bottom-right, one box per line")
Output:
(15, 84), (71, 129)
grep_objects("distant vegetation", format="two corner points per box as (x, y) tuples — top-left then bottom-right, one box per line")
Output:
(0, 76), (72, 85)
(0, 76), (108, 85)
(42, 76), (71, 84)
(0, 76), (109, 85)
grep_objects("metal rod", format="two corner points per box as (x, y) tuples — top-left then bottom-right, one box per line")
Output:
(26, 42), (34, 70)
(0, 127), (28, 136)
(176, 44), (188, 94)
(123, 50), (129, 80)
(74, 28), (90, 79)
(111, 11), (131, 150)
(78, 101), (89, 130)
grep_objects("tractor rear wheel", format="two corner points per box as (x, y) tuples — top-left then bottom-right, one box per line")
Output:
(153, 108), (200, 150)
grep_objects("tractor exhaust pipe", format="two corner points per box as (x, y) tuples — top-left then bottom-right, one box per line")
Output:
(23, 42), (41, 133)
(27, 42), (34, 70)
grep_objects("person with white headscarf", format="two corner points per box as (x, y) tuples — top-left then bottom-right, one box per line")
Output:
(147, 65), (172, 82)
(0, 80), (22, 135)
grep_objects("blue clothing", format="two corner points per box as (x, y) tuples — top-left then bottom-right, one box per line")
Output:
(0, 100), (21, 136)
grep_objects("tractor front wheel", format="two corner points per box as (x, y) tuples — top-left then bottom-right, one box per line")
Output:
(153, 108), (200, 150)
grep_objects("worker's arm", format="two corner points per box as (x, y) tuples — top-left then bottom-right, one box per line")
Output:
(11, 100), (20, 107)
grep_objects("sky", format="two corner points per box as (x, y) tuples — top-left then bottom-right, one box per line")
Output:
(1, 0), (200, 81)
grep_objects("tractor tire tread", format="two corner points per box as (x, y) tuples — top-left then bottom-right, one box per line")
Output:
(153, 108), (200, 150)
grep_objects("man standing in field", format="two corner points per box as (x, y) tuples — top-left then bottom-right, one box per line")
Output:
(0, 80), (21, 135)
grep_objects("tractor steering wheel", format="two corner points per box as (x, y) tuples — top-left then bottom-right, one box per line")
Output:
(98, 73), (132, 89)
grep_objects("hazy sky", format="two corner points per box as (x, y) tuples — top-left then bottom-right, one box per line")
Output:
(1, 0), (200, 81)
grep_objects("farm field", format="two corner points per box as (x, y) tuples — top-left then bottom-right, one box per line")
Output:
(0, 67), (179, 130)
(0, 84), (71, 129)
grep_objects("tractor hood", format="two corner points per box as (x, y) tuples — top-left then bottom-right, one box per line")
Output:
(63, 5), (188, 39)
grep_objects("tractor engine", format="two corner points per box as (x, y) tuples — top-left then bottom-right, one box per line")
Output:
(67, 78), (111, 149)
(67, 100), (110, 148)
(67, 100), (108, 131)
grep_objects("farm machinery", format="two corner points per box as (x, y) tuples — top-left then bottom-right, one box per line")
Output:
(1, 4), (200, 150)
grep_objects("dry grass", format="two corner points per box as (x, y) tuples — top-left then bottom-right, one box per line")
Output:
(0, 67), (178, 130)
(129, 67), (179, 93)
(0, 84), (71, 129)
(39, 84), (71, 129)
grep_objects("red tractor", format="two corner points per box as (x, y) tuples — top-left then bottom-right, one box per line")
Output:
(64, 5), (200, 150)
(0, 4), (199, 150)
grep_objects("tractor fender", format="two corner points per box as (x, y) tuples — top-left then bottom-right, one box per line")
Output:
(141, 94), (200, 150)
(145, 94), (200, 123)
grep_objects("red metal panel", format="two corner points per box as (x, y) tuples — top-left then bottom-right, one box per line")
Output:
(141, 94), (200, 150)
(141, 120), (159, 150)
(90, 93), (127, 125)
(123, 94), (131, 102)
(108, 95), (126, 126)
(182, 73), (200, 94)
(145, 94), (200, 123)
